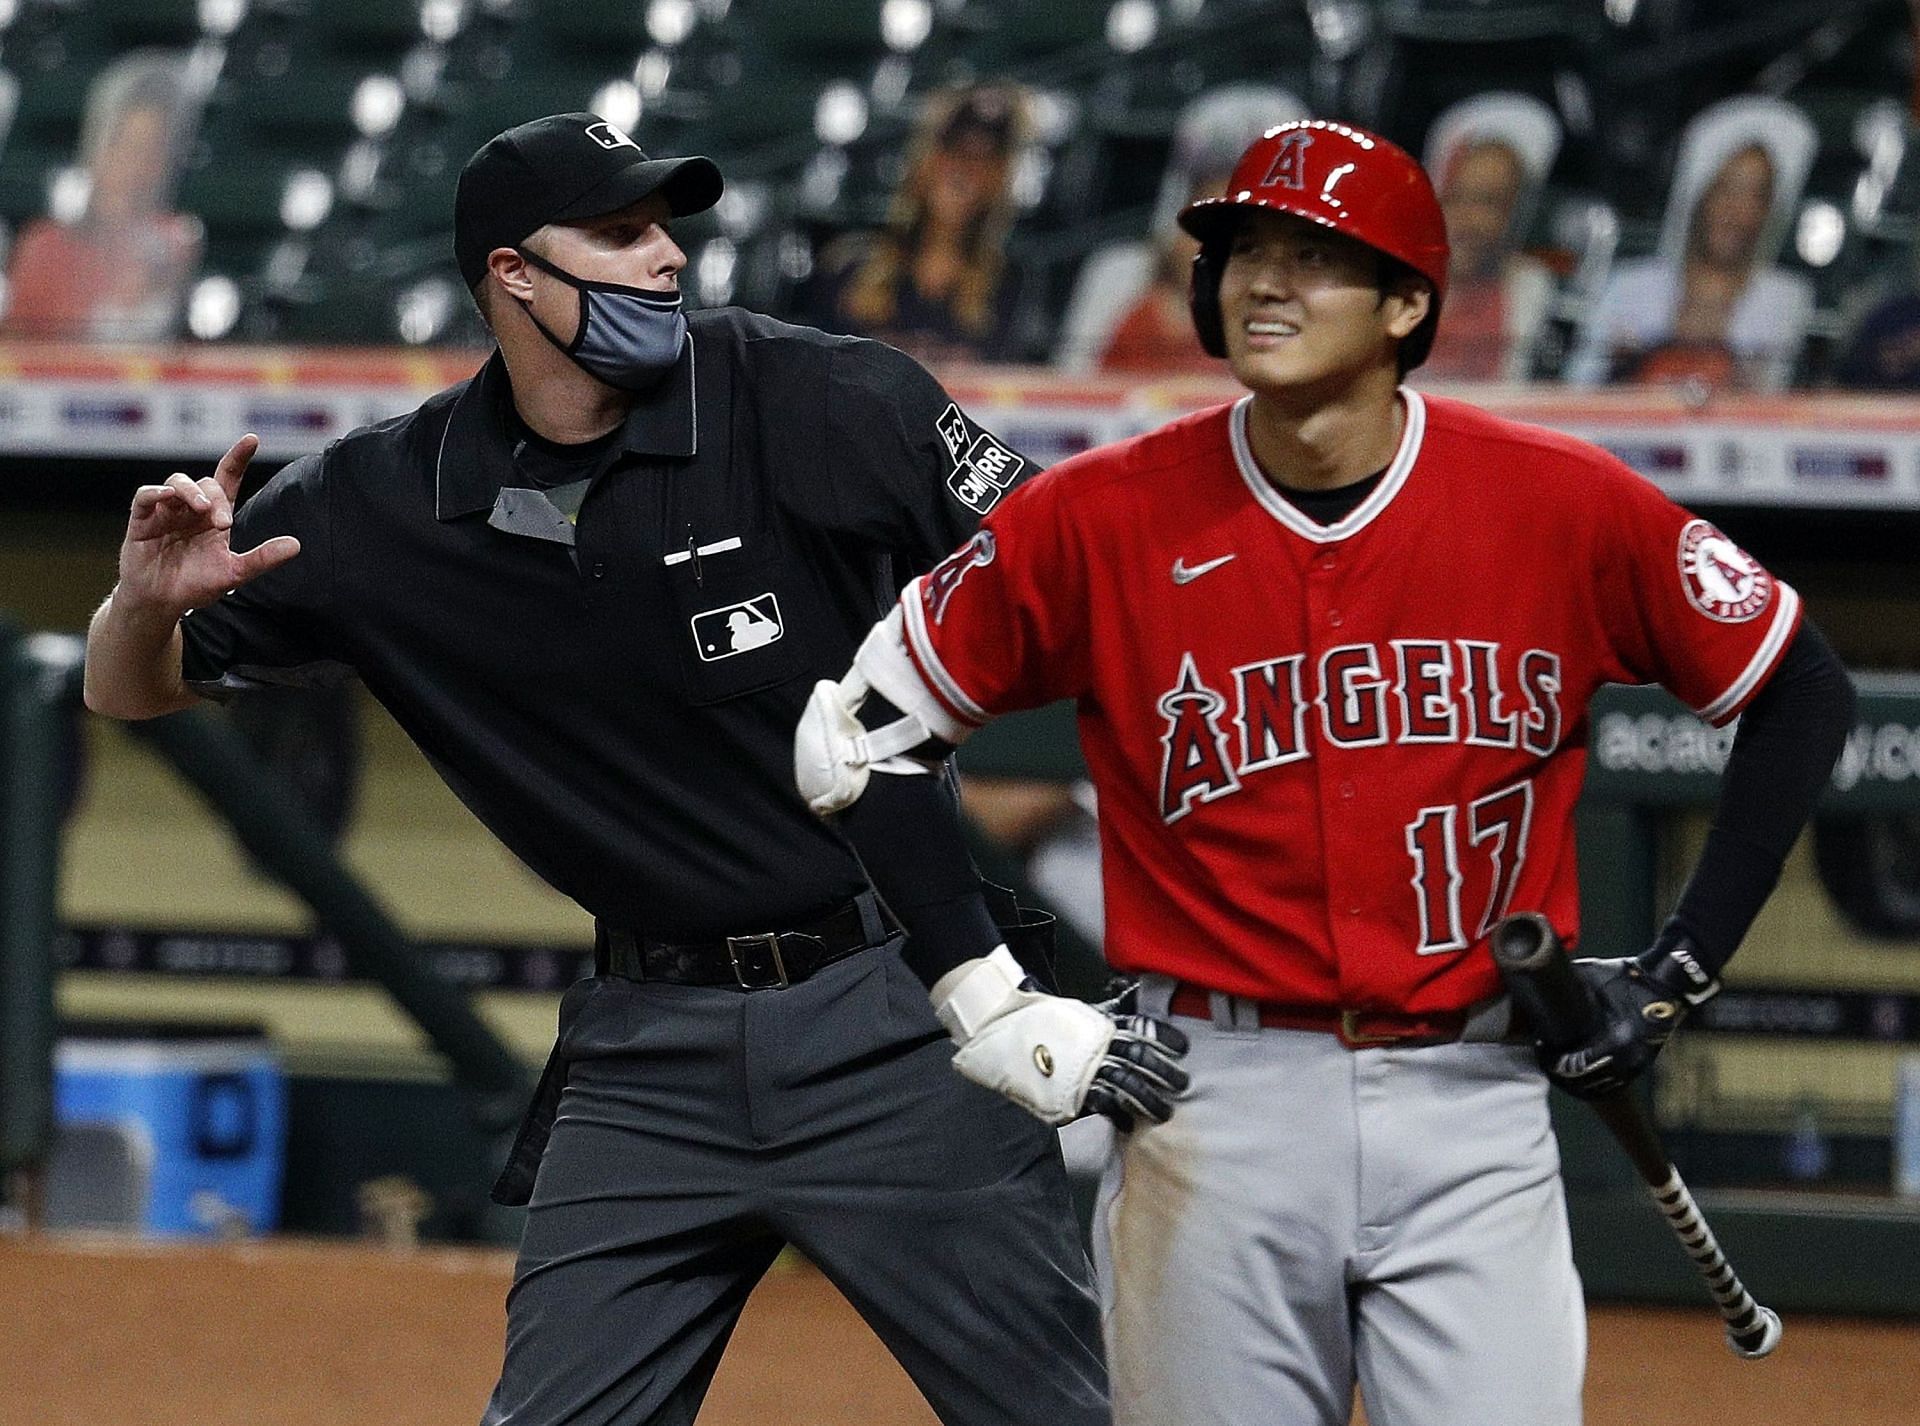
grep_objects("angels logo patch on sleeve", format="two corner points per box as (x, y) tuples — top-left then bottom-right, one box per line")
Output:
(1677, 519), (1773, 623)
(921, 530), (997, 623)
(934, 402), (1027, 514)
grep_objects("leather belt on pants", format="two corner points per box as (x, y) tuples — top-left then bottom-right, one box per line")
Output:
(1167, 984), (1472, 1049)
(596, 893), (894, 991)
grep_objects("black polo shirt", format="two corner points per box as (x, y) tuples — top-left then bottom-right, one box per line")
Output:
(179, 309), (1030, 936)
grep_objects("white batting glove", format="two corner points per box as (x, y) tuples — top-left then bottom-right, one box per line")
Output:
(930, 948), (1190, 1129)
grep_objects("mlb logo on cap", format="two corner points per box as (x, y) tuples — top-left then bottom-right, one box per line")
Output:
(584, 121), (640, 152)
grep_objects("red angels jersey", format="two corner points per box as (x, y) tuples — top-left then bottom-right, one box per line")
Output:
(899, 390), (1801, 1014)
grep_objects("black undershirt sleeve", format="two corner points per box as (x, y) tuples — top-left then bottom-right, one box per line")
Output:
(1662, 618), (1855, 975)
(836, 693), (1002, 989)
(840, 774), (1005, 988)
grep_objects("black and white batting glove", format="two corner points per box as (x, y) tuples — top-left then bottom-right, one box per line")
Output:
(929, 949), (1190, 1130)
(1083, 979), (1193, 1132)
(1545, 930), (1720, 1100)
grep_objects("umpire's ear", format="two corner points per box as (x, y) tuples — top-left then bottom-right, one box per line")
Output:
(487, 245), (538, 306)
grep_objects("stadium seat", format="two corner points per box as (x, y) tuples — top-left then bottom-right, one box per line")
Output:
(206, 65), (370, 148)
(1377, 0), (1593, 43)
(200, 228), (283, 287)
(273, 278), (408, 343)
(177, 144), (320, 239)
(515, 0), (656, 56)
(971, 0), (1115, 69)
(1, 27), (100, 154)
(86, 0), (206, 48)
(752, 5), (889, 68)
(0, 143), (62, 223)
(310, 0), (431, 58)
(697, 56), (827, 155)
(438, 48), (607, 143)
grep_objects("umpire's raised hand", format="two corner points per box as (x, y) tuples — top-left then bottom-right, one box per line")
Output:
(930, 947), (1191, 1130)
(85, 433), (301, 720)
(116, 434), (301, 614)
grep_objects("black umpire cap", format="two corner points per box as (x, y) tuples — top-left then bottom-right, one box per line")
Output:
(453, 112), (724, 290)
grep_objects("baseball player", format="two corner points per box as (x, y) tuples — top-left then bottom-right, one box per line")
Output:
(798, 120), (1855, 1425)
(81, 113), (1158, 1426)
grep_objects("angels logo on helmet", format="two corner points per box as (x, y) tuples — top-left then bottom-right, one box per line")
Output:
(1260, 130), (1313, 191)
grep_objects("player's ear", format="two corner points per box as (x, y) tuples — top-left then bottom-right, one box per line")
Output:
(1381, 276), (1431, 343)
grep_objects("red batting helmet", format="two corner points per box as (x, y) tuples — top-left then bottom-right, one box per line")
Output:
(1179, 120), (1450, 370)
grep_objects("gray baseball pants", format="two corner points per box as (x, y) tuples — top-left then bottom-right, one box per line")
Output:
(1093, 976), (1585, 1426)
(480, 943), (1108, 1426)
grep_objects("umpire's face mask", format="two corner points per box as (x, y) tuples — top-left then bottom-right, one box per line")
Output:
(514, 246), (688, 391)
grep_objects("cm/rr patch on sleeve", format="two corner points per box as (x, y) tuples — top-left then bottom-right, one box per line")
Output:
(1677, 518), (1773, 623)
(935, 402), (1027, 514)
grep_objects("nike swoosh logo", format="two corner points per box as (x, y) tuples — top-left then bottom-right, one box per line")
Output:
(1171, 553), (1237, 585)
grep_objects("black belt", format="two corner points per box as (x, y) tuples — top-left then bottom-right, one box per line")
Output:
(597, 895), (894, 991)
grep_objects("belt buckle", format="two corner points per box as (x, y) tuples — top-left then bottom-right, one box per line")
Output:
(726, 933), (789, 990)
(1338, 1008), (1401, 1049)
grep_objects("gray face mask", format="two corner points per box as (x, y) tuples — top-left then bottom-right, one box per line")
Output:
(515, 247), (688, 391)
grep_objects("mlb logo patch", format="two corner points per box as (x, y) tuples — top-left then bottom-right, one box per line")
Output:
(584, 120), (641, 152)
(692, 594), (784, 660)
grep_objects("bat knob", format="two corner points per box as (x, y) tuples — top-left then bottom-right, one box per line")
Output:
(1726, 1306), (1782, 1360)
(1490, 911), (1558, 972)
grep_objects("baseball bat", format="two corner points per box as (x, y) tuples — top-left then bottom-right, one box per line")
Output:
(1491, 912), (1784, 1361)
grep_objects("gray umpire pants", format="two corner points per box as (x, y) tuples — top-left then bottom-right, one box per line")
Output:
(479, 942), (1108, 1426)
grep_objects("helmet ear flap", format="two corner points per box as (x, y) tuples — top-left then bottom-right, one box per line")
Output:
(1189, 242), (1227, 359)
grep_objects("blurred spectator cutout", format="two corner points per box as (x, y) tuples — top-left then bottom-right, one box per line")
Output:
(1838, 282), (1920, 390)
(811, 82), (1032, 364)
(1056, 86), (1309, 374)
(1835, 128), (1920, 394)
(1566, 96), (1814, 392)
(3, 51), (203, 342)
(1419, 93), (1561, 383)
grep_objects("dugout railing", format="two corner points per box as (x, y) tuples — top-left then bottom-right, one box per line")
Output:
(0, 617), (532, 1216)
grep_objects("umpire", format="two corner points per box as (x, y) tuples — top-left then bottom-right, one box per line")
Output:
(83, 113), (1106, 1426)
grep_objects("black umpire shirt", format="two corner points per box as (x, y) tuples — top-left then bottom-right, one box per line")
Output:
(178, 309), (1029, 937)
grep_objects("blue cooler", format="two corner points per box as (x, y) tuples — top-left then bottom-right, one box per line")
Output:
(53, 1024), (287, 1236)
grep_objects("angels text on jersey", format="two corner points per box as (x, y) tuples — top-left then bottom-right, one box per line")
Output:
(1156, 638), (1564, 824)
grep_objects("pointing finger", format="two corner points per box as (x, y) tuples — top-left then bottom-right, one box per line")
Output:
(213, 433), (260, 500)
